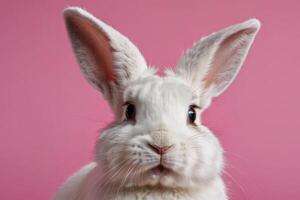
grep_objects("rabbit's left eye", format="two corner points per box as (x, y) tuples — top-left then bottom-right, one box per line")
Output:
(188, 105), (200, 124)
(188, 107), (196, 124)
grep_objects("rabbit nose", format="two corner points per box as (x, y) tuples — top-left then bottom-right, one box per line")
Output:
(148, 143), (173, 155)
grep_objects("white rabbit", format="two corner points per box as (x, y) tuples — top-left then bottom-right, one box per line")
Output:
(53, 6), (260, 200)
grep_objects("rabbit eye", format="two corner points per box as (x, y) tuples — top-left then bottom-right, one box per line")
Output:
(125, 103), (135, 120)
(188, 106), (196, 124)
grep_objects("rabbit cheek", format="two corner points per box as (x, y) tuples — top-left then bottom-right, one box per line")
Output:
(191, 133), (223, 182)
(177, 143), (199, 177)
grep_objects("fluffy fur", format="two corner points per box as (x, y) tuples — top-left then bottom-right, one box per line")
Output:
(53, 6), (260, 200)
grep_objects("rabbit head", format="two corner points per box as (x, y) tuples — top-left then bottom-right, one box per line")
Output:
(64, 7), (260, 192)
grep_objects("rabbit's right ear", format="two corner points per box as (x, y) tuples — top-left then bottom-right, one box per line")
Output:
(63, 7), (148, 108)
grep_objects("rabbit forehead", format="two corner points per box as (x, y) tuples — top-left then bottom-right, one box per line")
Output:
(124, 75), (196, 105)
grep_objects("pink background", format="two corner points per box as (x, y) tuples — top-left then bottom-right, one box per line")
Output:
(1, 0), (300, 199)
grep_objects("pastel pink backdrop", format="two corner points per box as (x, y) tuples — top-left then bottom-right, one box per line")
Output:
(1, 0), (300, 199)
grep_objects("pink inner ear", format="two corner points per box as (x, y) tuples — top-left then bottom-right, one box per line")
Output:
(203, 28), (256, 89)
(65, 13), (116, 81)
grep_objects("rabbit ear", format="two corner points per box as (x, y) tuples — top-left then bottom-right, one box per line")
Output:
(175, 19), (260, 100)
(63, 7), (147, 107)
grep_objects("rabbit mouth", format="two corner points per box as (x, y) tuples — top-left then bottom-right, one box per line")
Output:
(150, 164), (172, 176)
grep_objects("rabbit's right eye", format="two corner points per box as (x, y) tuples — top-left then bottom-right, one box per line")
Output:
(125, 103), (136, 121)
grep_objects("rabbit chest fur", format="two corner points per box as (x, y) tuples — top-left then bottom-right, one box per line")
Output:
(54, 162), (227, 200)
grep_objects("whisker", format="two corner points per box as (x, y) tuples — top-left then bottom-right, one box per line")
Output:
(223, 170), (248, 200)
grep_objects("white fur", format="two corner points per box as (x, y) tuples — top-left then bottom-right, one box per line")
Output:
(53, 6), (260, 200)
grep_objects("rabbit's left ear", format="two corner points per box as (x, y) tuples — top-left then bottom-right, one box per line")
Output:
(175, 19), (260, 101)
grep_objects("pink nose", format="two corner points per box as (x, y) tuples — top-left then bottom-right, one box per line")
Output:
(148, 143), (173, 155)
